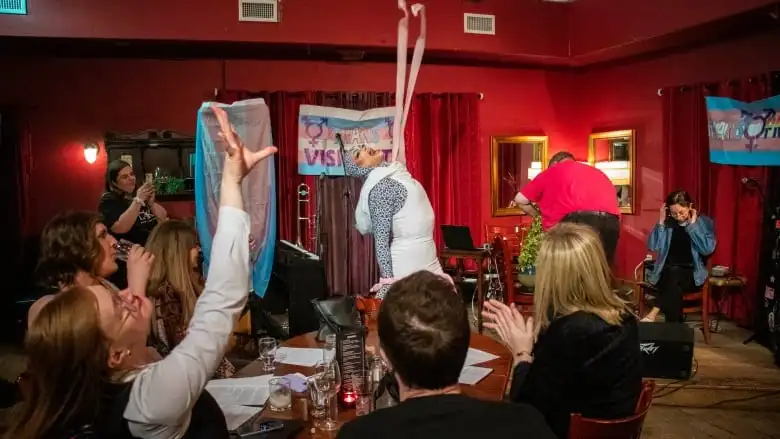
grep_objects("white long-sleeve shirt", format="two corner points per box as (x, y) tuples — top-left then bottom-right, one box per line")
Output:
(124, 206), (250, 439)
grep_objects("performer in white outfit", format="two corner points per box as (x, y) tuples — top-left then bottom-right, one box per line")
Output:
(340, 1), (446, 299)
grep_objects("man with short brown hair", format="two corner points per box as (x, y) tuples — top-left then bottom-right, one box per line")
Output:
(337, 271), (555, 439)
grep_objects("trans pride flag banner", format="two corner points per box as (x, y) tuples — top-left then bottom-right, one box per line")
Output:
(297, 105), (395, 176)
(195, 98), (276, 297)
(706, 95), (780, 166)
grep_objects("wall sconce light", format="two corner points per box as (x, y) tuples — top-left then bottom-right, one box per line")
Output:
(83, 142), (99, 164)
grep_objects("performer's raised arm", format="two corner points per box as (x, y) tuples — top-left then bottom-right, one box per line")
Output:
(367, 179), (407, 298)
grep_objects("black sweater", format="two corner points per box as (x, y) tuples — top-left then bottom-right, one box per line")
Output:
(511, 311), (642, 438)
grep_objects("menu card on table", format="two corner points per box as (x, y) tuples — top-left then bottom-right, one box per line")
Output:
(336, 327), (366, 402)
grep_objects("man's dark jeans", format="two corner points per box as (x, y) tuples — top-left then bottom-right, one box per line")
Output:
(560, 211), (620, 266)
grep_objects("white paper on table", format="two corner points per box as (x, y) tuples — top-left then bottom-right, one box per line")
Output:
(458, 366), (492, 385)
(275, 347), (324, 367)
(205, 375), (273, 406)
(464, 348), (499, 366)
(220, 404), (263, 431)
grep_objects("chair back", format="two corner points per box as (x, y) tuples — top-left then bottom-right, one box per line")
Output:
(490, 236), (516, 303)
(568, 380), (656, 439)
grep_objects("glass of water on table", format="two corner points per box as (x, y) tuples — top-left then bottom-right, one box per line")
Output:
(257, 337), (277, 373)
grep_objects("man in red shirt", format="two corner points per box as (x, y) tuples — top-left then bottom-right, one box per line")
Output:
(512, 151), (621, 264)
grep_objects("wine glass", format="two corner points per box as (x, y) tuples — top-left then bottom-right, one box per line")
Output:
(313, 360), (341, 431)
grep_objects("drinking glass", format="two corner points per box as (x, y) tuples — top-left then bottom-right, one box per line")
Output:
(351, 366), (373, 416)
(113, 240), (134, 261)
(313, 360), (341, 431)
(323, 334), (337, 364)
(268, 377), (292, 411)
(258, 337), (277, 373)
(307, 376), (327, 426)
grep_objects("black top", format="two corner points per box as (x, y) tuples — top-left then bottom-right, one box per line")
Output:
(99, 191), (158, 245)
(336, 394), (556, 439)
(511, 311), (642, 439)
(666, 223), (693, 266)
(91, 381), (229, 439)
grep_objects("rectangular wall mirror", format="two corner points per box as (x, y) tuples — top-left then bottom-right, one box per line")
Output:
(490, 135), (549, 217)
(588, 130), (636, 214)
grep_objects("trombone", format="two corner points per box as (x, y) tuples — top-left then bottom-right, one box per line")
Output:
(296, 183), (312, 250)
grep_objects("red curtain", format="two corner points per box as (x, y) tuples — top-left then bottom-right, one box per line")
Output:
(216, 90), (317, 247)
(662, 75), (773, 326)
(406, 93), (482, 248)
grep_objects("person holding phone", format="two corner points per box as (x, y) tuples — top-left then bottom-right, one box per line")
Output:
(99, 160), (168, 288)
(643, 190), (716, 322)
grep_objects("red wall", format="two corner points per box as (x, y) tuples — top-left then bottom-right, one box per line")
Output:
(575, 29), (780, 275)
(0, 0), (569, 58)
(0, 57), (579, 236)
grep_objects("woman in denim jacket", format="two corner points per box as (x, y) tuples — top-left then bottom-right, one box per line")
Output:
(643, 190), (716, 322)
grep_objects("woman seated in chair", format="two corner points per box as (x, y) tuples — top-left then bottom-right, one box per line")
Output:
(145, 220), (235, 378)
(483, 223), (642, 439)
(642, 190), (716, 322)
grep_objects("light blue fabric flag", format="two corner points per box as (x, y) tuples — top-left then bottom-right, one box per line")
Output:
(195, 98), (276, 297)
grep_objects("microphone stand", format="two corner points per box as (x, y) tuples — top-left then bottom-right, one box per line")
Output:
(741, 179), (772, 346)
(335, 133), (353, 297)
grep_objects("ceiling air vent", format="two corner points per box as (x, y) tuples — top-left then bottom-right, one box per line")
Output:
(239, 0), (279, 23)
(0, 0), (27, 15)
(464, 13), (495, 35)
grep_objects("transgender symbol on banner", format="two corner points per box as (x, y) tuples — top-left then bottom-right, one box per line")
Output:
(706, 94), (780, 166)
(297, 106), (395, 176)
(194, 98), (277, 297)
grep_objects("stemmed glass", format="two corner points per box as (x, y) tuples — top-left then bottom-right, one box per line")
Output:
(312, 360), (341, 431)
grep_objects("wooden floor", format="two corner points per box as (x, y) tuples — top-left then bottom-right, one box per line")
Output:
(640, 321), (780, 438)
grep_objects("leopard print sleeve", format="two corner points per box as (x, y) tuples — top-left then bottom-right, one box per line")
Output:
(368, 177), (408, 281)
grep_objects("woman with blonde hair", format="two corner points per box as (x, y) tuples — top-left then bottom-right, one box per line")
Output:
(146, 220), (235, 378)
(483, 223), (641, 439)
(2, 105), (276, 439)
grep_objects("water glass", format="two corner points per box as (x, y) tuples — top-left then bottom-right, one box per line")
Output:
(323, 334), (337, 364)
(258, 337), (277, 373)
(351, 367), (373, 416)
(268, 377), (292, 412)
(307, 376), (327, 425)
(113, 240), (134, 261)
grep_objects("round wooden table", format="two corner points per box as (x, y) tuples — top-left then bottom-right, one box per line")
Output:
(235, 330), (512, 438)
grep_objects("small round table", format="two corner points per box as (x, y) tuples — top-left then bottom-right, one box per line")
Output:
(235, 331), (512, 438)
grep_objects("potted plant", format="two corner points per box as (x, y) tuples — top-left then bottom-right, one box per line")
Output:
(517, 215), (543, 288)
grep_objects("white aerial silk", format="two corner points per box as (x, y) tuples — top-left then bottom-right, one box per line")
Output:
(354, 1), (447, 291)
(195, 98), (276, 296)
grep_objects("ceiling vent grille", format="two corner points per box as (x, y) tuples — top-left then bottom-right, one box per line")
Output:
(464, 13), (495, 35)
(239, 0), (279, 23)
(0, 0), (26, 15)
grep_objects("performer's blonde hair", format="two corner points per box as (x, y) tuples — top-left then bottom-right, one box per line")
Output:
(533, 223), (630, 333)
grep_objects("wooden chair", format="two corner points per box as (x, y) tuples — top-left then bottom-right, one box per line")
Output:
(485, 224), (527, 260)
(491, 235), (534, 315)
(568, 380), (656, 439)
(634, 260), (712, 344)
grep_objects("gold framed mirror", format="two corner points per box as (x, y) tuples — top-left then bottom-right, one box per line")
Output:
(490, 135), (549, 217)
(588, 130), (636, 214)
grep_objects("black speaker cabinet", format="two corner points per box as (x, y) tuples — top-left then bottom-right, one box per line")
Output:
(638, 322), (694, 380)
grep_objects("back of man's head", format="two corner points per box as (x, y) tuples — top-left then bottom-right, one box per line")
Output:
(378, 271), (469, 390)
(548, 151), (574, 166)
